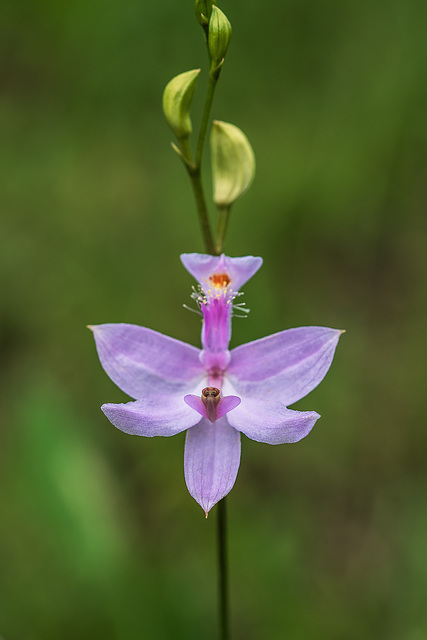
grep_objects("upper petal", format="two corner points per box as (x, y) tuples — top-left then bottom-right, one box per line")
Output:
(226, 396), (319, 444)
(102, 393), (201, 437)
(184, 417), (241, 515)
(228, 326), (342, 406)
(180, 253), (263, 292)
(91, 323), (203, 399)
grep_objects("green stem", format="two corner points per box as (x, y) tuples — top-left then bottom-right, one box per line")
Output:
(179, 61), (222, 255)
(215, 204), (231, 254)
(196, 62), (221, 167)
(187, 164), (216, 254)
(178, 136), (194, 166)
(217, 497), (230, 640)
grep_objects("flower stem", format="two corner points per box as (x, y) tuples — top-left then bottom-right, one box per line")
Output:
(196, 63), (220, 167)
(215, 204), (231, 254)
(217, 497), (230, 640)
(180, 61), (222, 255)
(187, 164), (216, 254)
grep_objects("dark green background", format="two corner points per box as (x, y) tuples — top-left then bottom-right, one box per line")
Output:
(1, 0), (426, 638)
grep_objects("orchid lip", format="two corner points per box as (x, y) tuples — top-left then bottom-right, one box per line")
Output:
(180, 253), (263, 294)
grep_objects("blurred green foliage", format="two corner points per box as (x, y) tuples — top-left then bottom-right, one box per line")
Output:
(1, 0), (427, 638)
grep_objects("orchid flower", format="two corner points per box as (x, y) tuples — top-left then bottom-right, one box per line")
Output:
(91, 253), (342, 515)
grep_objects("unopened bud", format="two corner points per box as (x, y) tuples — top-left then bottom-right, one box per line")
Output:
(208, 6), (232, 62)
(162, 69), (201, 139)
(211, 121), (256, 206)
(195, 0), (213, 27)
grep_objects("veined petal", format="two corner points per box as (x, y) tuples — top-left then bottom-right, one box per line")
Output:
(102, 393), (201, 437)
(228, 326), (342, 406)
(91, 323), (203, 399)
(201, 297), (232, 357)
(226, 396), (319, 444)
(184, 417), (241, 514)
(180, 253), (262, 292)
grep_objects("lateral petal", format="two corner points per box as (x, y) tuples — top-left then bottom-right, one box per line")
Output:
(102, 393), (201, 437)
(228, 326), (342, 406)
(183, 395), (208, 419)
(184, 417), (241, 515)
(216, 395), (241, 419)
(91, 323), (203, 399)
(226, 396), (319, 444)
(180, 253), (262, 292)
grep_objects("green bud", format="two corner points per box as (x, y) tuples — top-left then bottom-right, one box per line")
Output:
(195, 0), (213, 27)
(162, 69), (201, 139)
(211, 121), (256, 207)
(208, 6), (232, 62)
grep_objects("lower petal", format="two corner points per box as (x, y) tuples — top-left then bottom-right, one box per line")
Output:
(184, 417), (241, 515)
(102, 394), (201, 437)
(226, 396), (319, 444)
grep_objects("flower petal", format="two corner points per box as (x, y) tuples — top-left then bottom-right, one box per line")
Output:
(228, 326), (342, 406)
(91, 323), (203, 399)
(216, 395), (241, 419)
(102, 393), (201, 437)
(226, 396), (319, 444)
(180, 253), (262, 292)
(184, 394), (207, 419)
(184, 417), (241, 514)
(184, 394), (241, 423)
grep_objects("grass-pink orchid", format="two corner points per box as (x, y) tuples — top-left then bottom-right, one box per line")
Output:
(91, 253), (342, 515)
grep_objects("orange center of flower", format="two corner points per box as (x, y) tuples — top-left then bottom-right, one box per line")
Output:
(209, 273), (231, 288)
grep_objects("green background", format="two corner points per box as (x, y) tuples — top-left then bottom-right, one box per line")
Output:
(1, 0), (426, 638)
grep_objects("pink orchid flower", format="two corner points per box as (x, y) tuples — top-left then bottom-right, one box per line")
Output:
(91, 253), (342, 514)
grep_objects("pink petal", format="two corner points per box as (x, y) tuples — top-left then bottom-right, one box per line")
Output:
(216, 395), (241, 419)
(91, 323), (203, 399)
(226, 396), (319, 444)
(184, 394), (241, 422)
(228, 326), (342, 406)
(180, 253), (262, 292)
(184, 417), (241, 514)
(102, 393), (201, 437)
(183, 395), (208, 419)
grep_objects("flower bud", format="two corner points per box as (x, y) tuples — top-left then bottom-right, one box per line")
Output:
(195, 0), (213, 27)
(211, 121), (256, 206)
(162, 69), (201, 139)
(208, 6), (232, 62)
